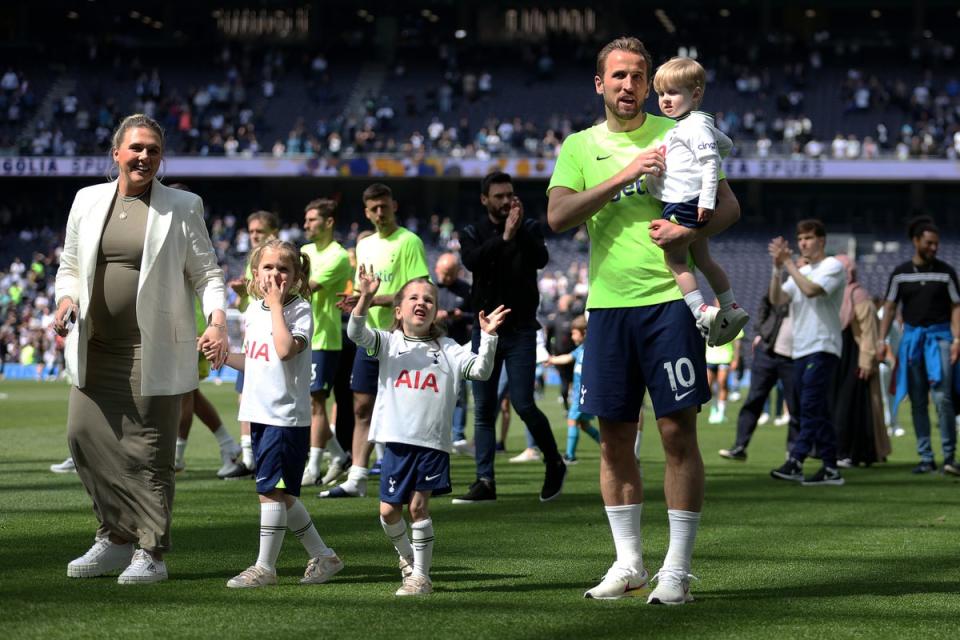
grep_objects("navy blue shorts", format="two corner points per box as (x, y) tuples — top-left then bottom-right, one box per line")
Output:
(662, 197), (706, 229)
(235, 370), (245, 394)
(251, 423), (310, 496)
(379, 442), (451, 504)
(350, 347), (379, 395)
(580, 301), (711, 421)
(310, 349), (340, 395)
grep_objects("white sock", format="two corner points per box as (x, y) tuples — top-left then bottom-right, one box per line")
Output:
(256, 502), (287, 572)
(287, 499), (332, 558)
(411, 518), (435, 578)
(605, 504), (643, 571)
(241, 434), (254, 468)
(683, 290), (705, 316)
(662, 509), (701, 574)
(718, 400), (726, 414)
(325, 433), (346, 460)
(212, 425), (234, 448)
(175, 437), (187, 467)
(338, 465), (368, 492)
(717, 289), (736, 311)
(380, 516), (414, 563)
(307, 447), (324, 475)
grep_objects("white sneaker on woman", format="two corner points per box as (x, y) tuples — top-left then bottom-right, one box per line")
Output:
(67, 537), (134, 577)
(117, 549), (168, 584)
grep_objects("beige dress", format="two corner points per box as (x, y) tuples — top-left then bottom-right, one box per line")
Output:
(67, 191), (181, 552)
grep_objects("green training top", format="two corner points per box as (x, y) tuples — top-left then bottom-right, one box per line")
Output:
(355, 227), (429, 330)
(548, 115), (684, 309)
(302, 240), (352, 350)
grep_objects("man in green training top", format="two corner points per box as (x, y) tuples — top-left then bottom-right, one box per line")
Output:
(300, 198), (353, 488)
(547, 36), (741, 605)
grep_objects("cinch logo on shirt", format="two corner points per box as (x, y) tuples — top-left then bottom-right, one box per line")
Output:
(244, 340), (270, 361)
(395, 369), (439, 392)
(697, 141), (717, 150)
(610, 176), (648, 203)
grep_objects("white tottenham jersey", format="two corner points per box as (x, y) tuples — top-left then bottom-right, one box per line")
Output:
(646, 111), (733, 210)
(238, 297), (313, 427)
(348, 314), (497, 452)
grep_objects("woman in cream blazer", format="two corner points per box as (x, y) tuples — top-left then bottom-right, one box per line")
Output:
(54, 114), (227, 584)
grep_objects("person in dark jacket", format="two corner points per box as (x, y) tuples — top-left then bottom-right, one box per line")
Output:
(718, 292), (800, 460)
(452, 171), (566, 504)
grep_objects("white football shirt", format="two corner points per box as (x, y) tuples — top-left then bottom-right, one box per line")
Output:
(347, 314), (497, 452)
(646, 111), (733, 210)
(238, 297), (313, 427)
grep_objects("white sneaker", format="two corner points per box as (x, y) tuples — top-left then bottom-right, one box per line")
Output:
(318, 477), (366, 498)
(647, 569), (696, 605)
(774, 414), (790, 427)
(452, 439), (475, 456)
(708, 407), (723, 425)
(216, 443), (243, 477)
(51, 457), (77, 474)
(729, 391), (742, 402)
(757, 412), (770, 426)
(396, 573), (432, 596)
(709, 305), (749, 347)
(117, 549), (168, 584)
(227, 564), (277, 589)
(399, 555), (414, 579)
(695, 304), (719, 340)
(302, 467), (321, 487)
(300, 553), (344, 584)
(67, 537), (134, 577)
(893, 427), (906, 437)
(509, 448), (541, 463)
(320, 457), (349, 486)
(584, 564), (649, 599)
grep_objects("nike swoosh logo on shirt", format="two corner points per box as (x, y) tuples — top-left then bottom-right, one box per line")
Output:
(596, 154), (612, 160)
(425, 474), (441, 481)
(675, 389), (695, 402)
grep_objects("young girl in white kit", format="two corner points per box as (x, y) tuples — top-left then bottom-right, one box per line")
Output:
(221, 239), (343, 588)
(347, 266), (509, 596)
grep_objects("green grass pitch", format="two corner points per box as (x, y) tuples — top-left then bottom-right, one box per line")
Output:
(1, 380), (957, 639)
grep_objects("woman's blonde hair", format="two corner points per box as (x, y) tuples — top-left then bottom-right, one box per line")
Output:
(389, 277), (445, 340)
(652, 57), (706, 103)
(248, 239), (311, 300)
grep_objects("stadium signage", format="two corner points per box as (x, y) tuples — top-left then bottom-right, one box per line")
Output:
(3, 156), (960, 181)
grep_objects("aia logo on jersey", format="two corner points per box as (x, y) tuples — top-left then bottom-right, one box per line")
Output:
(244, 340), (270, 362)
(395, 369), (439, 392)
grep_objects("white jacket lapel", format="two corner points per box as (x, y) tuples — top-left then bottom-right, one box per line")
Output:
(140, 180), (171, 288)
(81, 183), (117, 297)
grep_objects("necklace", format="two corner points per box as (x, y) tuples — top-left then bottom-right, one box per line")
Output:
(118, 193), (143, 220)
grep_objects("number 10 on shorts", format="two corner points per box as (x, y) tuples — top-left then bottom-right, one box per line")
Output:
(663, 357), (696, 392)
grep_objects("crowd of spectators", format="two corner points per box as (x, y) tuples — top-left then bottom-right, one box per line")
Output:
(7, 29), (960, 161)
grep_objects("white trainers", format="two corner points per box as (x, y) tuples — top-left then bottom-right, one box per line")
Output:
(302, 467), (321, 487)
(320, 457), (349, 486)
(300, 553), (344, 584)
(67, 537), (134, 577)
(117, 549), (168, 584)
(774, 414), (791, 427)
(452, 439), (475, 456)
(227, 564), (277, 589)
(584, 564), (649, 599)
(398, 555), (414, 579)
(509, 448), (541, 463)
(757, 412), (770, 425)
(647, 569), (696, 605)
(215, 443), (243, 477)
(709, 304), (750, 347)
(396, 573), (432, 596)
(50, 457), (77, 474)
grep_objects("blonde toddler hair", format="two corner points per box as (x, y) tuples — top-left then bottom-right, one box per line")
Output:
(652, 57), (707, 105)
